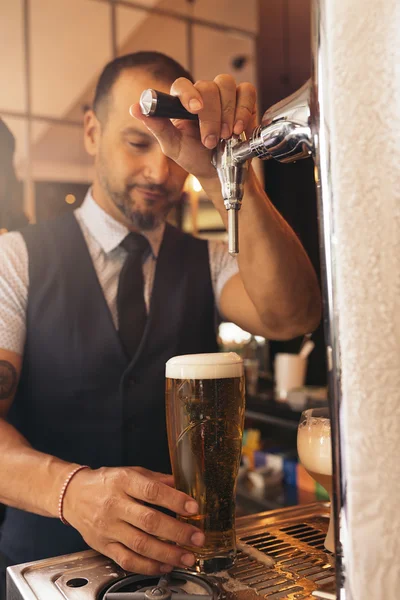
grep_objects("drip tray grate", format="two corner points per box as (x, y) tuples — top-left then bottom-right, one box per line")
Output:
(227, 504), (336, 599)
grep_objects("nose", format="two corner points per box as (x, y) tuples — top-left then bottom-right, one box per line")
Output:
(143, 147), (170, 185)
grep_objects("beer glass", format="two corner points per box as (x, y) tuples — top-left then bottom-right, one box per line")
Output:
(166, 352), (245, 573)
(297, 407), (334, 552)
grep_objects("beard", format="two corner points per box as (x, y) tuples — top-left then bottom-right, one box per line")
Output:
(108, 186), (170, 230)
(98, 162), (179, 231)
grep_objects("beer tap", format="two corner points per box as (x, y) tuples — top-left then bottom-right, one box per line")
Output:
(139, 80), (313, 256)
(210, 133), (248, 256)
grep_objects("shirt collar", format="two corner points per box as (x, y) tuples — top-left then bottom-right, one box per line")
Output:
(75, 188), (165, 258)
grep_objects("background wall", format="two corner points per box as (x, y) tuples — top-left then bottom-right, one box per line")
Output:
(0, 0), (258, 222)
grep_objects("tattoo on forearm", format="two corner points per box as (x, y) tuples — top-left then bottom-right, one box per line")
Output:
(0, 361), (17, 400)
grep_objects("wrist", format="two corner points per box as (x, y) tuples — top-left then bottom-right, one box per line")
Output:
(39, 455), (80, 518)
(59, 465), (90, 526)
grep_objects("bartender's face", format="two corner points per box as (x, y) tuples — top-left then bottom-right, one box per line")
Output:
(85, 68), (188, 230)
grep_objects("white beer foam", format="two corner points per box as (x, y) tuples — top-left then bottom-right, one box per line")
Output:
(297, 418), (332, 476)
(166, 352), (243, 379)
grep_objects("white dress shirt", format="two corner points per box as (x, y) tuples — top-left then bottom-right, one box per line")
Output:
(0, 190), (238, 355)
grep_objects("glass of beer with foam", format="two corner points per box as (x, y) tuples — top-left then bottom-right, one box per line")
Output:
(297, 407), (334, 552)
(166, 352), (245, 573)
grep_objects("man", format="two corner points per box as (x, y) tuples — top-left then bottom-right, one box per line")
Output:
(0, 52), (321, 587)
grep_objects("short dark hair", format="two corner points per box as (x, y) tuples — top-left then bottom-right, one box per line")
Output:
(93, 51), (193, 120)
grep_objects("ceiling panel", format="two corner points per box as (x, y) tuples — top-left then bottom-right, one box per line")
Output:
(30, 0), (112, 118)
(0, 0), (26, 112)
(193, 25), (256, 84)
(117, 7), (188, 69)
(122, 0), (188, 14)
(193, 0), (258, 33)
(118, 0), (258, 32)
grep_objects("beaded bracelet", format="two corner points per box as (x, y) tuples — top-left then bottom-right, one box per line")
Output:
(58, 465), (89, 526)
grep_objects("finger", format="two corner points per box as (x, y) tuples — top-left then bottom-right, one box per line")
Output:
(126, 469), (199, 516)
(193, 80), (221, 149)
(116, 523), (198, 569)
(106, 541), (173, 575)
(149, 473), (175, 487)
(233, 82), (257, 136)
(170, 77), (204, 114)
(149, 473), (175, 488)
(160, 475), (175, 487)
(132, 468), (175, 488)
(213, 74), (237, 139)
(129, 102), (182, 160)
(244, 103), (258, 138)
(123, 501), (205, 548)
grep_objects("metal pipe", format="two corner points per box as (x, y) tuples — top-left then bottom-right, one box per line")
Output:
(310, 1), (345, 597)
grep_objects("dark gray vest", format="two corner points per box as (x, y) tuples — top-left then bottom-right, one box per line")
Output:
(0, 213), (218, 564)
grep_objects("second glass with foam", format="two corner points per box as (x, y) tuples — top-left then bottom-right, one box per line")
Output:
(165, 352), (245, 573)
(297, 407), (334, 552)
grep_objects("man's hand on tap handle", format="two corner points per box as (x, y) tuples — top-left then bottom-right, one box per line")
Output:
(62, 465), (205, 575)
(129, 75), (257, 186)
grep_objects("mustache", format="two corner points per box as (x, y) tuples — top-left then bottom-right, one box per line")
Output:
(127, 183), (169, 195)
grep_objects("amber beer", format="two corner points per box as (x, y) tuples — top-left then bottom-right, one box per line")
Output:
(166, 353), (245, 572)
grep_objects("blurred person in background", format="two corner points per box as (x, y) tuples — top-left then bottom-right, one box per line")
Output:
(0, 119), (28, 233)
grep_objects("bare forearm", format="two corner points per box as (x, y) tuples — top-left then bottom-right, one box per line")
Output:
(203, 167), (322, 335)
(0, 418), (76, 517)
(238, 169), (321, 333)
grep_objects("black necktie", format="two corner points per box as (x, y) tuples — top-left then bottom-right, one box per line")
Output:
(117, 232), (150, 358)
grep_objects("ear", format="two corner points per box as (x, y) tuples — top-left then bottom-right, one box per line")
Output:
(83, 109), (101, 156)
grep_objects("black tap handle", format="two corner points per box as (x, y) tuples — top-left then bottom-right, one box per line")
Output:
(139, 89), (198, 121)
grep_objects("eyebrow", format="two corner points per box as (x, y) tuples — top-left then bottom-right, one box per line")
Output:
(121, 127), (154, 141)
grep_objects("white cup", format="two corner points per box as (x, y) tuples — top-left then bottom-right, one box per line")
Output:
(274, 353), (307, 401)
